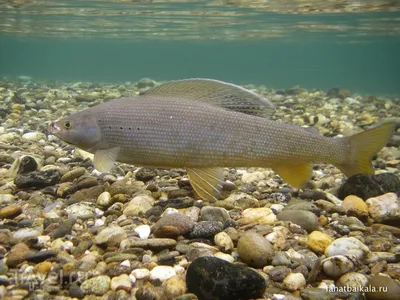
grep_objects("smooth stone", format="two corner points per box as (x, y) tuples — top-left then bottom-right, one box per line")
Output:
(137, 77), (156, 88)
(22, 131), (46, 142)
(95, 226), (127, 246)
(322, 255), (357, 278)
(241, 171), (266, 184)
(136, 285), (165, 300)
(134, 225), (151, 239)
(307, 231), (334, 253)
(60, 167), (86, 183)
(0, 194), (15, 205)
(150, 265), (176, 282)
(69, 284), (85, 299)
(164, 276), (186, 299)
(366, 193), (400, 223)
(34, 261), (52, 274)
(26, 250), (57, 263)
(365, 275), (400, 300)
(110, 274), (132, 292)
(268, 266), (291, 282)
(81, 275), (111, 296)
(337, 272), (368, 289)
(122, 238), (176, 251)
(6, 242), (30, 267)
(277, 210), (319, 233)
(338, 173), (400, 200)
(237, 232), (275, 268)
(51, 218), (75, 239)
(0, 204), (22, 219)
(135, 167), (157, 182)
(14, 169), (60, 189)
(272, 251), (292, 266)
(214, 252), (235, 263)
(96, 191), (112, 207)
(186, 256), (266, 300)
(214, 232), (234, 252)
(325, 237), (370, 260)
(284, 199), (320, 213)
(342, 195), (369, 219)
(12, 228), (41, 242)
(152, 213), (194, 238)
(225, 192), (259, 209)
(123, 194), (155, 217)
(131, 268), (150, 280)
(283, 273), (306, 291)
(174, 294), (198, 300)
(16, 156), (38, 174)
(300, 287), (347, 300)
(238, 207), (277, 225)
(65, 202), (95, 220)
(200, 206), (231, 223)
(190, 221), (223, 239)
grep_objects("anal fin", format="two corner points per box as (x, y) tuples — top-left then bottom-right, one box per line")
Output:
(273, 162), (312, 189)
(186, 167), (225, 202)
(93, 147), (120, 172)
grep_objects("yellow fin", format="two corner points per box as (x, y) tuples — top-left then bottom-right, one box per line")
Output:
(273, 162), (313, 189)
(142, 78), (275, 118)
(93, 147), (120, 172)
(186, 167), (225, 202)
(336, 122), (396, 177)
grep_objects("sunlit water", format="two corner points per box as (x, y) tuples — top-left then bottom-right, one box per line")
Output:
(0, 0), (399, 95)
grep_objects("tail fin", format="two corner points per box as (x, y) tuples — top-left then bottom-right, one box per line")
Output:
(336, 122), (396, 177)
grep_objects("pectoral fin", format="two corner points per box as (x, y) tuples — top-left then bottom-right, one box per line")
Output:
(273, 162), (312, 189)
(93, 147), (120, 172)
(186, 167), (225, 202)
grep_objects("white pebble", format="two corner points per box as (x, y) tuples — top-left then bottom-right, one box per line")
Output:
(149, 266), (176, 282)
(322, 255), (357, 278)
(134, 225), (151, 239)
(325, 237), (369, 260)
(214, 252), (235, 263)
(214, 232), (234, 252)
(131, 268), (150, 280)
(283, 273), (306, 291)
(97, 192), (112, 207)
(366, 193), (400, 222)
(162, 207), (180, 216)
(22, 131), (46, 142)
(120, 260), (131, 268)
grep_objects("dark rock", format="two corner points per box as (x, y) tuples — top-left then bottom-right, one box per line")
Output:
(18, 156), (38, 174)
(365, 275), (400, 300)
(26, 250), (57, 263)
(268, 266), (291, 282)
(186, 256), (266, 300)
(135, 168), (157, 182)
(174, 294), (198, 300)
(284, 199), (320, 214)
(152, 213), (194, 238)
(51, 218), (75, 239)
(200, 206), (231, 223)
(0, 277), (10, 286)
(14, 169), (60, 189)
(299, 190), (327, 201)
(326, 88), (340, 98)
(301, 287), (349, 300)
(189, 221), (223, 239)
(338, 173), (400, 200)
(69, 284), (85, 299)
(68, 185), (105, 203)
(136, 285), (166, 300)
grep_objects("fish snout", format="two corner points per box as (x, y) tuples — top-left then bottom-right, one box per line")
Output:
(49, 121), (60, 134)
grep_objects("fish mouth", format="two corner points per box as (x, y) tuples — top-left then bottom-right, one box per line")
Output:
(49, 121), (60, 135)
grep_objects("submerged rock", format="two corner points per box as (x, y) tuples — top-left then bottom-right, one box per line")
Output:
(14, 169), (60, 189)
(237, 232), (275, 268)
(277, 210), (319, 233)
(338, 173), (400, 200)
(186, 256), (266, 300)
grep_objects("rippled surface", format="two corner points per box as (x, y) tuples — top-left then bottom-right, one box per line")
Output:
(1, 0), (399, 40)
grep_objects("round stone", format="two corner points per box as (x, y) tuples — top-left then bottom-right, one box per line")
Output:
(237, 232), (275, 268)
(307, 231), (334, 253)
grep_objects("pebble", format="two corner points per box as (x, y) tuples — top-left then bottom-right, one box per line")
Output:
(200, 206), (231, 223)
(22, 131), (46, 142)
(131, 268), (150, 280)
(283, 273), (306, 291)
(96, 191), (112, 207)
(284, 199), (319, 213)
(135, 224), (151, 239)
(150, 265), (176, 282)
(322, 255), (358, 278)
(95, 226), (127, 246)
(14, 169), (60, 189)
(65, 202), (95, 219)
(123, 194), (155, 216)
(26, 250), (57, 263)
(214, 232), (234, 252)
(237, 231), (275, 268)
(6, 242), (30, 267)
(342, 195), (369, 219)
(337, 272), (368, 289)
(214, 252), (235, 263)
(0, 204), (22, 218)
(338, 173), (400, 200)
(225, 192), (259, 209)
(110, 274), (132, 292)
(186, 256), (266, 300)
(268, 266), (291, 282)
(238, 207), (277, 225)
(60, 167), (86, 182)
(365, 275), (400, 300)
(190, 221), (223, 239)
(12, 228), (41, 242)
(81, 275), (111, 296)
(366, 192), (400, 223)
(325, 237), (370, 260)
(241, 171), (266, 184)
(121, 238), (176, 251)
(277, 210), (319, 233)
(152, 213), (194, 238)
(307, 231), (334, 253)
(164, 276), (187, 299)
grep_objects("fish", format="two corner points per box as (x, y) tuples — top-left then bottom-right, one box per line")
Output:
(49, 79), (395, 202)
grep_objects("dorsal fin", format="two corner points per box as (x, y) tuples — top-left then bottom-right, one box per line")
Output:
(141, 78), (275, 119)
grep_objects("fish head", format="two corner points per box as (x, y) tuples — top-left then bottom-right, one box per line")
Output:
(50, 110), (102, 152)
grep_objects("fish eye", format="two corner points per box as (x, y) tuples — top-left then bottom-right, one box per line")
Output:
(64, 121), (72, 130)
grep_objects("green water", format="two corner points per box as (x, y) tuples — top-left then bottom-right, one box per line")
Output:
(0, 1), (399, 95)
